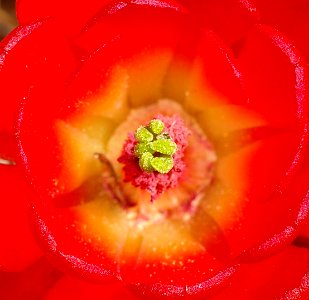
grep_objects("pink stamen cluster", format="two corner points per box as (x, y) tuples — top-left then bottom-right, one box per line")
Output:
(118, 114), (190, 201)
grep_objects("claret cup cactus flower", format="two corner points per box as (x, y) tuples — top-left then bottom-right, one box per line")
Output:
(0, 0), (309, 299)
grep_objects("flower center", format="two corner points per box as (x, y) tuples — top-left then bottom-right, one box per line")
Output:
(104, 99), (217, 226)
(118, 114), (190, 202)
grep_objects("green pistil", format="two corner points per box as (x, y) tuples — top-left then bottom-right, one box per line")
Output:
(134, 118), (177, 174)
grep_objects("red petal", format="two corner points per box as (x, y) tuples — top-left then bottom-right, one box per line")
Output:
(0, 165), (42, 272)
(0, 21), (42, 133)
(0, 258), (62, 299)
(211, 246), (309, 300)
(279, 271), (309, 300)
(219, 24), (309, 257)
(0, 19), (77, 136)
(177, 0), (259, 49)
(44, 276), (138, 300)
(16, 0), (112, 34)
(31, 206), (119, 282)
(134, 247), (309, 300)
(75, 0), (187, 56)
(0, 19), (78, 272)
(181, 24), (309, 260)
(183, 30), (247, 106)
(238, 24), (308, 127)
(131, 246), (309, 299)
(255, 0), (309, 63)
(130, 265), (238, 299)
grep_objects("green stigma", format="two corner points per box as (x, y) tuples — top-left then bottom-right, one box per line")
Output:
(134, 118), (177, 174)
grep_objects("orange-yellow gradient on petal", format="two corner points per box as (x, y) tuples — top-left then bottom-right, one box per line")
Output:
(53, 44), (268, 286)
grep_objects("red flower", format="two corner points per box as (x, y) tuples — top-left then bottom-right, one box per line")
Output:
(1, 0), (309, 299)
